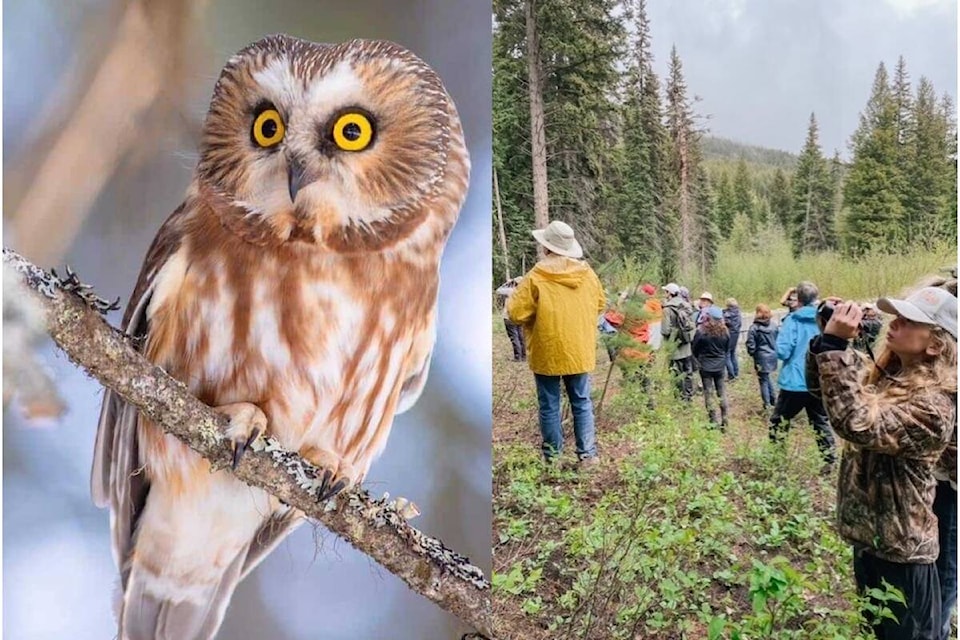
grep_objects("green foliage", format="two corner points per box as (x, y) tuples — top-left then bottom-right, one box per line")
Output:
(695, 232), (955, 311)
(732, 158), (756, 224)
(493, 348), (877, 639)
(843, 62), (907, 253)
(493, 0), (628, 285)
(790, 113), (835, 256)
(770, 168), (793, 230)
(702, 136), (799, 169)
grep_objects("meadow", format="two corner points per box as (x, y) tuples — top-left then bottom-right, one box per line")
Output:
(491, 250), (956, 639)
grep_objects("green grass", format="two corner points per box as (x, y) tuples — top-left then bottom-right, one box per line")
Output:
(682, 233), (955, 310)
(492, 332), (916, 640)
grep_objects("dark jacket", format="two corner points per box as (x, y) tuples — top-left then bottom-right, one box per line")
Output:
(745, 319), (778, 373)
(692, 328), (729, 373)
(808, 338), (955, 563)
(723, 306), (742, 345)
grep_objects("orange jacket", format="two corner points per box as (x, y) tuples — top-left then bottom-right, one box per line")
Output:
(605, 298), (662, 363)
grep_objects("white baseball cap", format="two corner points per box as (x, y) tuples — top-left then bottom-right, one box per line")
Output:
(877, 287), (957, 339)
(662, 283), (680, 295)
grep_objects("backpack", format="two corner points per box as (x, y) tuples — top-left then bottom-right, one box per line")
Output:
(669, 303), (696, 345)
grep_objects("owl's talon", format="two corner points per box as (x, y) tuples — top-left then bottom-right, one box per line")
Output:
(216, 402), (268, 471)
(318, 468), (334, 499)
(321, 479), (348, 501)
(231, 428), (262, 470)
(299, 445), (357, 501)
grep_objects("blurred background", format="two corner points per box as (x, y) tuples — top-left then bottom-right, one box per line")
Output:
(3, 1), (492, 638)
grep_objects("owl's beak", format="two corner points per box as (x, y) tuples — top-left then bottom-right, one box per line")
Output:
(286, 156), (316, 202)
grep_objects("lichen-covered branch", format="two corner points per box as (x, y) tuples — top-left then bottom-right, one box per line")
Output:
(2, 247), (492, 638)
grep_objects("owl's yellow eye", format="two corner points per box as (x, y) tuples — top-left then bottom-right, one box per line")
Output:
(252, 109), (285, 148)
(331, 112), (374, 151)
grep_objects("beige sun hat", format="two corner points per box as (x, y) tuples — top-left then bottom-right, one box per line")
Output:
(531, 220), (583, 259)
(699, 291), (714, 302)
(877, 287), (957, 339)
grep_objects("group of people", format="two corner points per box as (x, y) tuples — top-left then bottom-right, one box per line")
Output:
(498, 219), (957, 640)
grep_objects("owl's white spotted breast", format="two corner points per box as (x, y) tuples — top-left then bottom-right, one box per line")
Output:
(141, 228), (434, 485)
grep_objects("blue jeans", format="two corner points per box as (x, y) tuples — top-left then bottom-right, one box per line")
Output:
(726, 336), (740, 379)
(757, 370), (774, 407)
(534, 373), (597, 460)
(934, 480), (957, 640)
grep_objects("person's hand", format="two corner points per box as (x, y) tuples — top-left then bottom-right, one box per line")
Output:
(823, 301), (862, 340)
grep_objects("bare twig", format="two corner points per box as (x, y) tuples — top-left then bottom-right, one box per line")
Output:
(2, 247), (492, 637)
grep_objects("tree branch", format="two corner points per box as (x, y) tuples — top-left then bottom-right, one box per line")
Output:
(2, 247), (492, 638)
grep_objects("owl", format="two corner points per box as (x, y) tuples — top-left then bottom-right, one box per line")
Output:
(91, 34), (469, 639)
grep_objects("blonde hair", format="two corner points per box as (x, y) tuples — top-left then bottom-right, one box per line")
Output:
(865, 273), (958, 396)
(755, 303), (771, 320)
(865, 327), (957, 397)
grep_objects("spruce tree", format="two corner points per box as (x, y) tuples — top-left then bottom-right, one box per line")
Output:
(617, 0), (660, 264)
(843, 62), (906, 254)
(714, 171), (737, 237)
(732, 157), (755, 224)
(769, 168), (793, 231)
(790, 113), (833, 256)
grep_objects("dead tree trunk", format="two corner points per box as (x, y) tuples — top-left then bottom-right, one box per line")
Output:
(526, 0), (549, 238)
(494, 168), (510, 280)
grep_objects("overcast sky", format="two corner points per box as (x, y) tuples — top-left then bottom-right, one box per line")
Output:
(644, 0), (957, 157)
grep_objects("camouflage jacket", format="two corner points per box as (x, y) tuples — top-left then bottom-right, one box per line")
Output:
(813, 348), (955, 563)
(934, 414), (957, 489)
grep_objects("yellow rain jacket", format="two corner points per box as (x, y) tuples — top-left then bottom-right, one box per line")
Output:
(506, 255), (606, 376)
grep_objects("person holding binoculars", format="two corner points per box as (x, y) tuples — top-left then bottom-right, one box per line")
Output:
(807, 286), (957, 640)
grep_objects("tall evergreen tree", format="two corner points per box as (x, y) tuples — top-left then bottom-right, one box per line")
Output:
(790, 113), (834, 256)
(843, 62), (906, 254)
(714, 171), (737, 237)
(616, 0), (660, 264)
(940, 93), (958, 240)
(663, 45), (710, 278)
(732, 157), (755, 224)
(693, 166), (720, 278)
(492, 0), (626, 278)
(769, 168), (793, 230)
(891, 56), (913, 150)
(903, 78), (957, 246)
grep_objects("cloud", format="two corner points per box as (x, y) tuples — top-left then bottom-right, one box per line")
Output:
(883, 0), (952, 17)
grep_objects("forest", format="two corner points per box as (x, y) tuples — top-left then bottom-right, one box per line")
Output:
(492, 1), (957, 638)
(493, 0), (957, 287)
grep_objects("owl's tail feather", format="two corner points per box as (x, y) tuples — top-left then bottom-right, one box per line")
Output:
(118, 552), (245, 640)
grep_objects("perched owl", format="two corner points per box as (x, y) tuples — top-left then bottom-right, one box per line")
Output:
(91, 34), (469, 639)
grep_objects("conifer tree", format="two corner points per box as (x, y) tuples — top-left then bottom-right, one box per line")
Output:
(732, 157), (755, 224)
(769, 168), (793, 231)
(663, 45), (705, 276)
(714, 171), (737, 237)
(790, 113), (833, 256)
(843, 62), (906, 253)
(617, 0), (661, 264)
(693, 167), (721, 277)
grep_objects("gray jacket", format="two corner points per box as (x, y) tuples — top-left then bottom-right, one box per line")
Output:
(661, 296), (693, 360)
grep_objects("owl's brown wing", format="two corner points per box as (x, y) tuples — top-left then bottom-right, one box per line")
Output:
(91, 203), (186, 576)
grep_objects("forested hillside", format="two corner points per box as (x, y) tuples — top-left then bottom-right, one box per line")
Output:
(493, 0), (957, 286)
